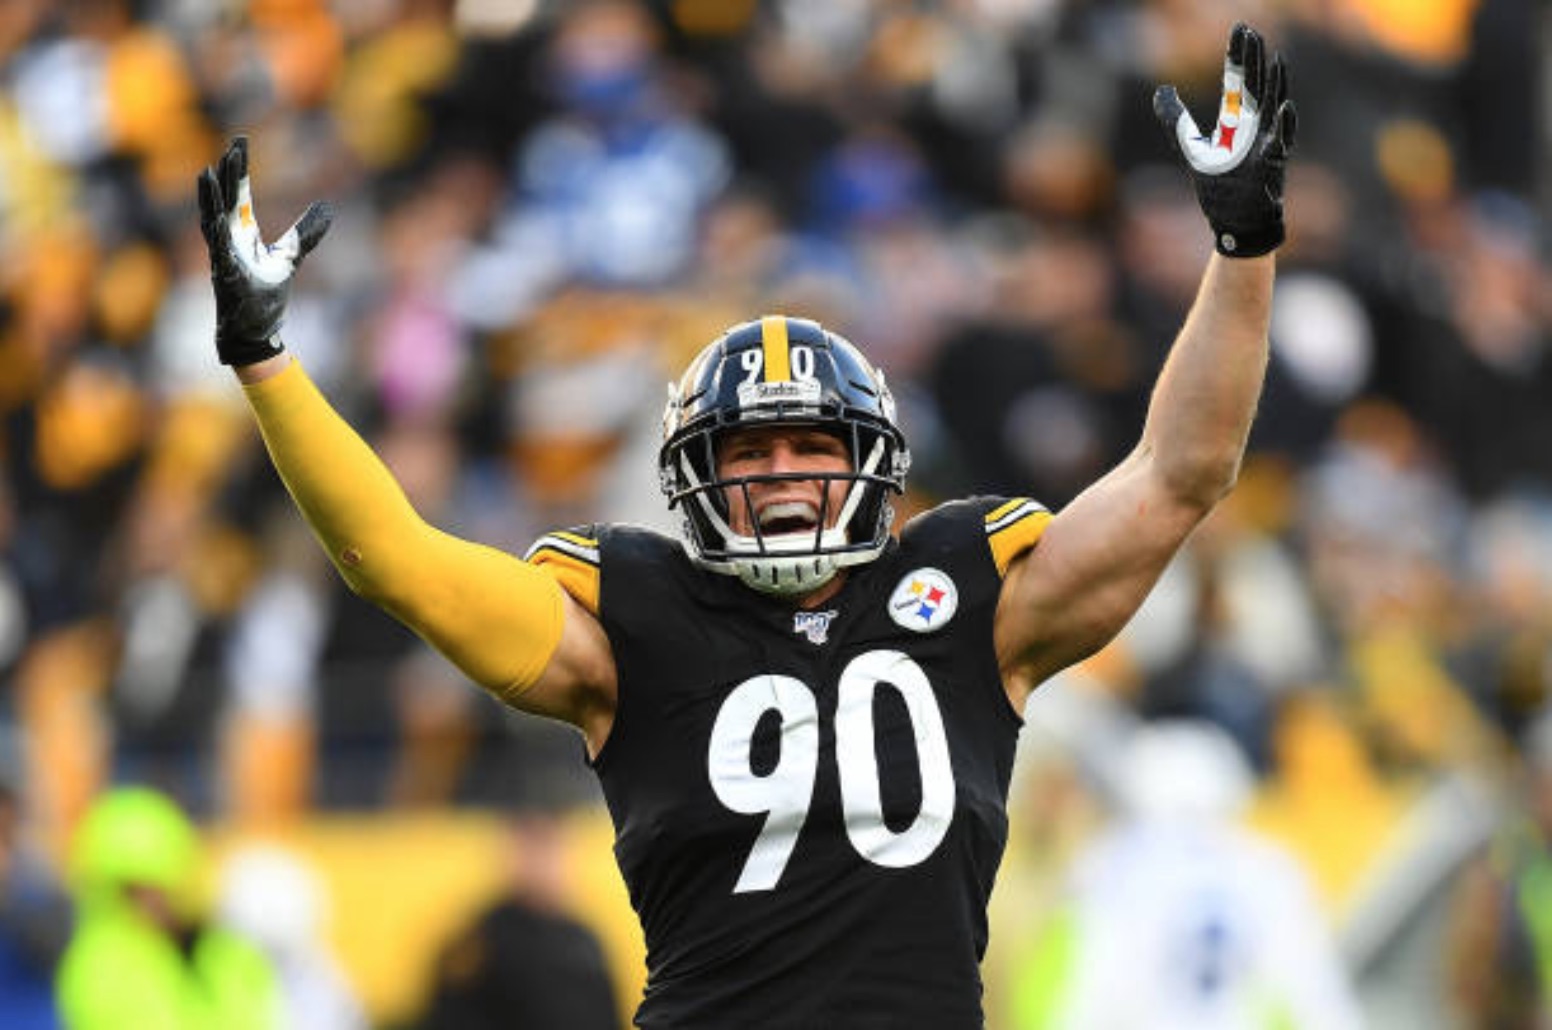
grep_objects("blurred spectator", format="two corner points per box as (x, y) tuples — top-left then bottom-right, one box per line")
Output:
(219, 512), (333, 829)
(1456, 491), (1552, 740)
(926, 217), (1138, 505)
(54, 786), (280, 1030)
(0, 776), (67, 1030)
(495, 0), (730, 292)
(1391, 192), (1552, 502)
(1009, 719), (1365, 1029)
(415, 809), (618, 1030)
(0, 0), (1547, 1021)
(1258, 162), (1380, 461)
(217, 842), (367, 1030)
(1116, 459), (1327, 769)
(1448, 708), (1552, 1028)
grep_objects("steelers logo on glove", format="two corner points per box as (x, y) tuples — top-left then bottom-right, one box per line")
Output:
(1154, 23), (1298, 258)
(196, 137), (333, 366)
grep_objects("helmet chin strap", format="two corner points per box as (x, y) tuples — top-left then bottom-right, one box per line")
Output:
(736, 554), (838, 596)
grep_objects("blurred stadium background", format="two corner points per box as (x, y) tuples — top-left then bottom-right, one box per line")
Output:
(2, 0), (1550, 1026)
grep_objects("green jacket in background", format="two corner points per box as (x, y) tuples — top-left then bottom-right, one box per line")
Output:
(56, 907), (277, 1030)
(54, 787), (279, 1030)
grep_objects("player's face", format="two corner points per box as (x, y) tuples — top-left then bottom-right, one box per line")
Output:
(716, 426), (852, 538)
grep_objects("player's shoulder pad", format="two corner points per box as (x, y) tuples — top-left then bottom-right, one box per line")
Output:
(903, 496), (1051, 578)
(523, 523), (685, 615)
(524, 525), (604, 615)
(981, 496), (1051, 576)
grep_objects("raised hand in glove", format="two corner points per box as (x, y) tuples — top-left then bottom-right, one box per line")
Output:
(1154, 22), (1297, 258)
(196, 137), (333, 366)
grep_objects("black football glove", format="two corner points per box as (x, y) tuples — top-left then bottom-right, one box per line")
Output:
(196, 136), (333, 366)
(1154, 22), (1297, 258)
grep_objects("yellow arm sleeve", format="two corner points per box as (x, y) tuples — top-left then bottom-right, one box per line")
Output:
(242, 360), (563, 699)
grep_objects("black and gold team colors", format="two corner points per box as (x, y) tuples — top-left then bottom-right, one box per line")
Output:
(658, 316), (911, 598)
(528, 496), (1049, 1028)
(205, 24), (1295, 1018)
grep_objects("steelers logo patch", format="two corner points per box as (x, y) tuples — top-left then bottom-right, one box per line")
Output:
(888, 568), (959, 633)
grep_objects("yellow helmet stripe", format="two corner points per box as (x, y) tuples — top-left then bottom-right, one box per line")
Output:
(760, 315), (791, 382)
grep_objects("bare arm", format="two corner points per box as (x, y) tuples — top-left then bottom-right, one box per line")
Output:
(994, 23), (1296, 710)
(996, 253), (1272, 704)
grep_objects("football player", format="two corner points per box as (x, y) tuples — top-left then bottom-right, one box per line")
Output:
(198, 23), (1294, 1029)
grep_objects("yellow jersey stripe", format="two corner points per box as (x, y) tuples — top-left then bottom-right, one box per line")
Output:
(523, 532), (599, 566)
(761, 315), (791, 382)
(548, 529), (599, 553)
(526, 545), (601, 615)
(985, 497), (1031, 527)
(985, 498), (1052, 577)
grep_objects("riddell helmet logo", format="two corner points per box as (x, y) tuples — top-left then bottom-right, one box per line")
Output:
(888, 568), (958, 633)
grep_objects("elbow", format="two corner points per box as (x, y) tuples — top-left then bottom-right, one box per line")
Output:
(340, 564), (430, 637)
(1150, 445), (1243, 514)
(1174, 464), (1240, 514)
(1188, 457), (1242, 508)
(332, 546), (409, 607)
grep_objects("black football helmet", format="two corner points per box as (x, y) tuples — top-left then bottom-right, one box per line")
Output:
(659, 316), (910, 595)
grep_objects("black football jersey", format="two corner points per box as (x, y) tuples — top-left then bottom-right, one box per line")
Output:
(526, 497), (1050, 1029)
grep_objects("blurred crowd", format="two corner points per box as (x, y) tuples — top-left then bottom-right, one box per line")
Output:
(3, 0), (1552, 1026)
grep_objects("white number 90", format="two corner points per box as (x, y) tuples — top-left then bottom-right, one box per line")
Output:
(707, 650), (956, 894)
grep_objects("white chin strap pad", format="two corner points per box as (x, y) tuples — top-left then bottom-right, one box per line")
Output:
(736, 553), (839, 596)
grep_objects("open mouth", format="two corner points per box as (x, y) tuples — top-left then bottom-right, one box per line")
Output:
(758, 501), (821, 537)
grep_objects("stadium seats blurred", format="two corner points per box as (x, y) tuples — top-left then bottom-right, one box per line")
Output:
(2, 1), (1550, 1026)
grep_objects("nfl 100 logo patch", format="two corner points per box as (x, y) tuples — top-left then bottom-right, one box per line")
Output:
(888, 568), (959, 633)
(792, 609), (838, 645)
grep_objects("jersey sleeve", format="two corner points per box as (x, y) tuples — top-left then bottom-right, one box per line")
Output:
(982, 497), (1052, 577)
(524, 528), (603, 616)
